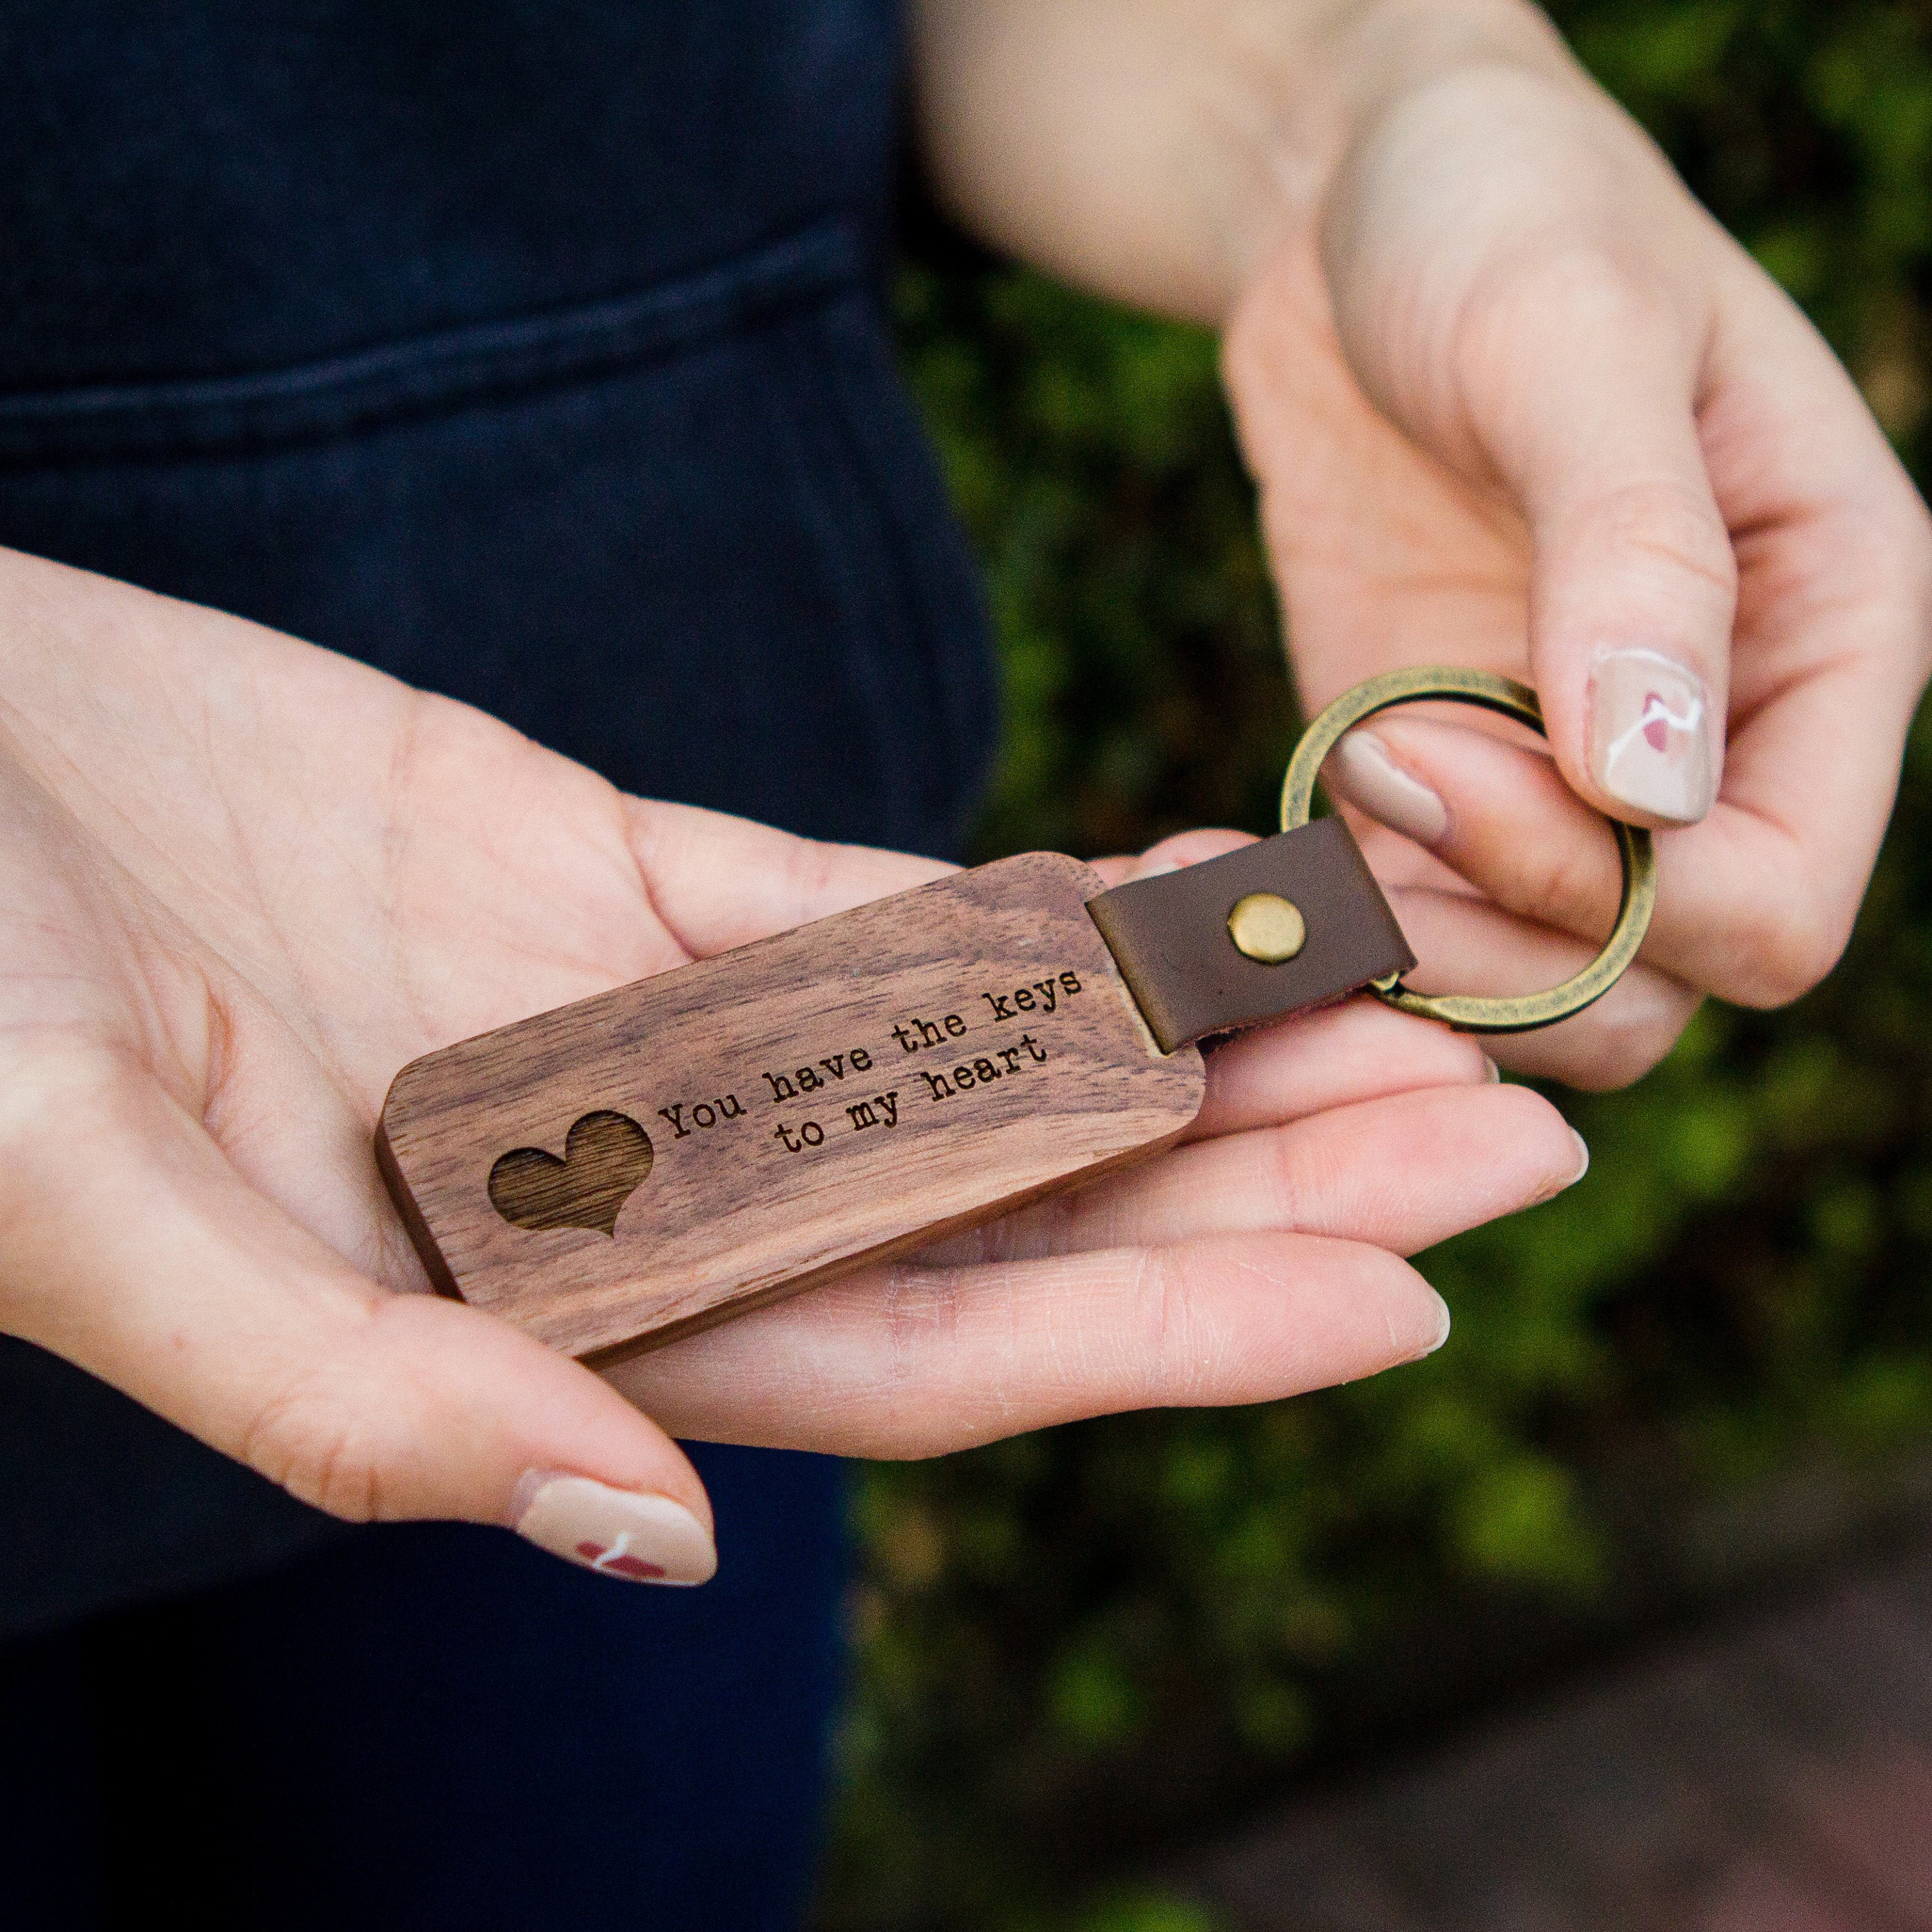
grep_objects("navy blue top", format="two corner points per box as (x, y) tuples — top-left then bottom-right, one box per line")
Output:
(0, 0), (996, 1634)
(3, 3), (895, 389)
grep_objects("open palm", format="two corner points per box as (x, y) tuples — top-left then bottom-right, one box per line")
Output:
(0, 547), (1580, 1571)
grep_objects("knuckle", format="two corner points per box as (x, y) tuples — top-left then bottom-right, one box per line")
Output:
(1581, 477), (1738, 599)
(1261, 1129), (1310, 1228)
(1132, 1247), (1206, 1406)
(1546, 980), (1700, 1092)
(1473, 241), (1624, 316)
(1723, 895), (1850, 1008)
(237, 1367), (389, 1524)
(1458, 244), (1675, 382)
(1510, 827), (1623, 933)
(781, 835), (845, 927)
(1559, 1023), (1674, 1094)
(881, 1263), (965, 1378)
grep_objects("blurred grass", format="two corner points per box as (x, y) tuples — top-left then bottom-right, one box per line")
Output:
(824, 4), (1932, 1924)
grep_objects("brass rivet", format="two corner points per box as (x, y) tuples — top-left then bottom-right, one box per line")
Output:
(1227, 893), (1307, 964)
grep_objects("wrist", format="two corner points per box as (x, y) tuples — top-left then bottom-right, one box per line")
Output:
(909, 0), (1587, 329)
(1218, 0), (1583, 310)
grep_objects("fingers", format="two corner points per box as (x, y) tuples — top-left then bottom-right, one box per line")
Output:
(922, 1079), (1584, 1264)
(1, 1053), (717, 1584)
(1242, 68), (1930, 1079)
(623, 798), (955, 956)
(1328, 518), (1917, 1016)
(1186, 997), (1496, 1141)
(1085, 826), (1259, 889)
(608, 1233), (1452, 1459)
(1328, 713), (1747, 994)
(1422, 255), (1928, 1015)
(1457, 249), (1736, 830)
(625, 810), (1264, 972)
(1378, 878), (1701, 1088)
(1691, 269), (1932, 976)
(613, 1048), (1588, 1459)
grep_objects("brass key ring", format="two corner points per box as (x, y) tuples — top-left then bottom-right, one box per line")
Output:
(1280, 666), (1658, 1034)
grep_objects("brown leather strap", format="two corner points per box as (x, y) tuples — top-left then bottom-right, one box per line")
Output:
(1084, 819), (1417, 1053)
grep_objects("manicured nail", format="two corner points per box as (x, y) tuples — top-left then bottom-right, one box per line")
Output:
(1587, 649), (1715, 824)
(1417, 1291), (1452, 1359)
(513, 1473), (716, 1586)
(1535, 1129), (1591, 1204)
(1323, 730), (1450, 847)
(1484, 1056), (1502, 1083)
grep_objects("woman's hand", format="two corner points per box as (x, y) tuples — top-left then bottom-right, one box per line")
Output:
(0, 550), (1580, 1580)
(913, 0), (1932, 1089)
(613, 829), (1585, 1455)
(1224, 14), (1932, 1086)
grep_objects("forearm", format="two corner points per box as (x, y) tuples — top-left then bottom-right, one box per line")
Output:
(907, 0), (1578, 324)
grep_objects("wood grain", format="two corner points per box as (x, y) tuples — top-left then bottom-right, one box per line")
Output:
(377, 854), (1207, 1361)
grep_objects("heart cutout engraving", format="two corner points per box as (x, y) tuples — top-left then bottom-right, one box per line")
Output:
(489, 1111), (654, 1238)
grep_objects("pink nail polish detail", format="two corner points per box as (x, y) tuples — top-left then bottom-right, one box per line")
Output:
(1322, 729), (1450, 848)
(513, 1474), (716, 1586)
(1587, 649), (1716, 824)
(574, 1541), (667, 1580)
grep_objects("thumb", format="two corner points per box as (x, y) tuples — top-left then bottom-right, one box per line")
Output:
(1470, 261), (1735, 827)
(4, 1057), (717, 1586)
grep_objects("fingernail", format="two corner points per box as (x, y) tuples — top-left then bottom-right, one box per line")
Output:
(1535, 1129), (1591, 1204)
(1323, 730), (1450, 847)
(1587, 649), (1716, 824)
(1484, 1056), (1503, 1083)
(512, 1473), (716, 1586)
(1415, 1291), (1452, 1359)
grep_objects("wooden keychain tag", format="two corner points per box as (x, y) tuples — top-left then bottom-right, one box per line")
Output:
(376, 668), (1656, 1364)
(376, 824), (1408, 1363)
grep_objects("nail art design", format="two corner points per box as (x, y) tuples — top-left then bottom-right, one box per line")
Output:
(1587, 649), (1715, 824)
(574, 1539), (666, 1581)
(513, 1473), (717, 1586)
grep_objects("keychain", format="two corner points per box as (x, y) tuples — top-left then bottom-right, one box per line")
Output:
(376, 668), (1656, 1364)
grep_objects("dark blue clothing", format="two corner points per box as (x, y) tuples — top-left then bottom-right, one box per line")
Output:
(0, 5), (996, 1925)
(0, 1), (989, 853)
(5, 1447), (850, 1931)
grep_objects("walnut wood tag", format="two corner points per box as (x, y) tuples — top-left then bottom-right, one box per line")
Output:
(377, 855), (1207, 1363)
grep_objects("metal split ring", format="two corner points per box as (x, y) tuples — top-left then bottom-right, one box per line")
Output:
(1280, 666), (1657, 1035)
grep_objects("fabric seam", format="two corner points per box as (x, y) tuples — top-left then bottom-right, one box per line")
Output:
(0, 218), (864, 465)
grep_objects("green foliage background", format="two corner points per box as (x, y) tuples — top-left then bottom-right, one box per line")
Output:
(828, 5), (1932, 1924)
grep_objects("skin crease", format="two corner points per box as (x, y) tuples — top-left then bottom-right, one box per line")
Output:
(0, 554), (1580, 1541)
(15, 0), (1922, 1546)
(911, 0), (1932, 1088)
